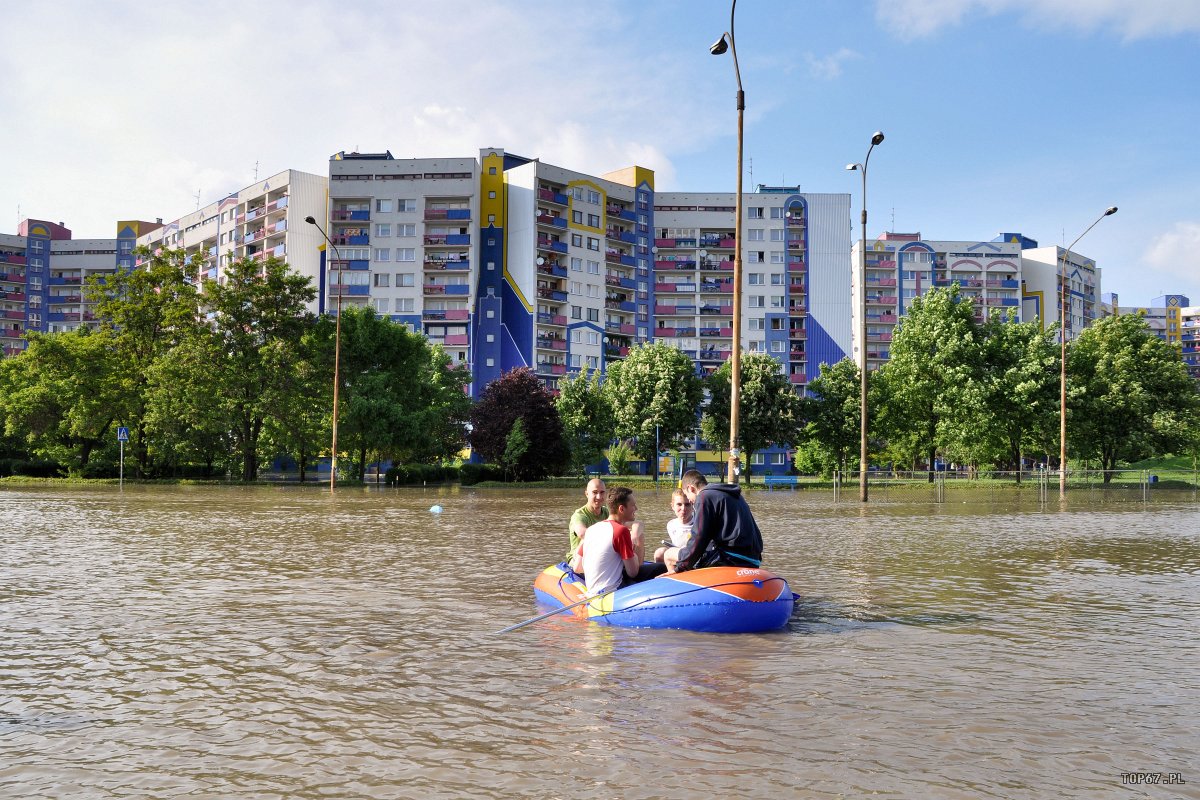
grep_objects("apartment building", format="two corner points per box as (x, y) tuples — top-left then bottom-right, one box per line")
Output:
(1100, 293), (1199, 382)
(1018, 235), (1102, 342)
(136, 169), (327, 310)
(0, 218), (161, 357)
(849, 233), (1025, 370)
(654, 188), (852, 389)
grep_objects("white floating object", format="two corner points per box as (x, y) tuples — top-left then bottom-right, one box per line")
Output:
(429, 505), (443, 514)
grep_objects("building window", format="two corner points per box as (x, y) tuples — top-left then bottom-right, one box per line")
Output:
(486, 358), (495, 367)
(587, 213), (600, 227)
(572, 234), (583, 247)
(397, 273), (415, 287)
(747, 229), (764, 241)
(771, 340), (785, 352)
(749, 273), (764, 285)
(770, 229), (786, 242)
(375, 224), (392, 237)
(488, 191), (496, 199)
(749, 318), (765, 330)
(771, 274), (785, 285)
(398, 224), (416, 237)
(373, 273), (390, 287)
(749, 295), (765, 308)
(396, 298), (414, 312)
(770, 207), (785, 219)
(396, 248), (415, 261)
(374, 248), (391, 261)
(376, 199), (394, 213)
(572, 210), (583, 224)
(587, 308), (599, 322)
(571, 257), (583, 271)
(587, 237), (600, 251)
(770, 251), (786, 264)
(748, 207), (764, 219)
(398, 199), (417, 212)
(572, 305), (582, 319)
(487, 334), (495, 342)
(373, 298), (389, 313)
(587, 260), (600, 274)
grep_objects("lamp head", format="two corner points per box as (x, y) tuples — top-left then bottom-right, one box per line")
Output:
(1104, 206), (1118, 216)
(304, 216), (317, 225)
(846, 163), (860, 172)
(710, 34), (729, 55)
(871, 131), (885, 146)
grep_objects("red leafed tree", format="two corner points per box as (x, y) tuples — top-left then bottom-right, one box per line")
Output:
(468, 368), (569, 480)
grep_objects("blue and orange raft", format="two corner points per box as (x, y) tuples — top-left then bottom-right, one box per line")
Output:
(533, 562), (795, 633)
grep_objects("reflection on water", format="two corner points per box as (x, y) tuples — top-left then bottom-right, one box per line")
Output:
(2, 486), (1198, 799)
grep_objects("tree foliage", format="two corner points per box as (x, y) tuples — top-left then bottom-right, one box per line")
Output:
(1068, 313), (1200, 479)
(799, 357), (861, 477)
(702, 352), (802, 475)
(603, 342), (703, 464)
(555, 365), (613, 473)
(468, 368), (568, 480)
(876, 286), (982, 479)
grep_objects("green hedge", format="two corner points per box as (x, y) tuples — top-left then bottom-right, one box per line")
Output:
(385, 464), (462, 486)
(0, 459), (65, 478)
(458, 463), (506, 485)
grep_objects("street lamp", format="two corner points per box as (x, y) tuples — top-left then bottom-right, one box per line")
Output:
(305, 214), (343, 494)
(1059, 205), (1118, 500)
(846, 130), (885, 503)
(711, 0), (744, 485)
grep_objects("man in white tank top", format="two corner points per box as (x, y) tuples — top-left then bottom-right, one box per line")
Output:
(582, 486), (664, 596)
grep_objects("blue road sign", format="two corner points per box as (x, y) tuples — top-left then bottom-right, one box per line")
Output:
(117, 427), (130, 442)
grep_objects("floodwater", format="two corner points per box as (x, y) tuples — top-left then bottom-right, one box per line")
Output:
(2, 485), (1197, 799)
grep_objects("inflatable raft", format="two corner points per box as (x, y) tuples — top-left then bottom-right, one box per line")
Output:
(532, 562), (795, 633)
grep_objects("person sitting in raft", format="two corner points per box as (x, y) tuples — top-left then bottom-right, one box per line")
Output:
(664, 469), (763, 573)
(653, 488), (695, 572)
(565, 477), (607, 572)
(581, 487), (666, 596)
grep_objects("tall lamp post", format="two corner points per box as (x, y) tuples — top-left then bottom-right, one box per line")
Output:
(711, 0), (744, 485)
(846, 131), (885, 503)
(1059, 205), (1118, 500)
(305, 214), (343, 494)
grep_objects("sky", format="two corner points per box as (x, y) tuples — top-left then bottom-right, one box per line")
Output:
(2, 0), (1197, 306)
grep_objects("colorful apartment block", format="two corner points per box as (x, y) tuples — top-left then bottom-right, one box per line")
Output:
(0, 218), (161, 357)
(136, 169), (328, 310)
(850, 233), (1024, 370)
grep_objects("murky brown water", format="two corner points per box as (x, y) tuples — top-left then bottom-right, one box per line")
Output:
(2, 485), (1198, 799)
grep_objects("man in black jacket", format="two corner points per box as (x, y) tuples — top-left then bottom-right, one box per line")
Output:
(668, 469), (764, 572)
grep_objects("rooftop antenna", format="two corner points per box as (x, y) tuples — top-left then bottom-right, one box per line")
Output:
(194, 189), (202, 211)
(890, 207), (895, 234)
(254, 160), (260, 182)
(748, 156), (753, 188)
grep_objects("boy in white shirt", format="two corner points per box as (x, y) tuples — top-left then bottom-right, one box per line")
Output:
(581, 487), (664, 597)
(653, 488), (694, 572)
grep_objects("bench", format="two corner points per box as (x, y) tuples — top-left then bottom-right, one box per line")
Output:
(762, 475), (799, 491)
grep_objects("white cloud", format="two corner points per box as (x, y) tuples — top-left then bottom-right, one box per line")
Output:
(1143, 221), (1200, 281)
(0, 0), (712, 237)
(874, 0), (1200, 41)
(805, 48), (862, 80)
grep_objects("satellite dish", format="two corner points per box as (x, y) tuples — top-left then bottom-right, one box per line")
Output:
(536, 257), (545, 266)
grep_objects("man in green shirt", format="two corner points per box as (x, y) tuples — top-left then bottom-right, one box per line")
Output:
(565, 477), (608, 566)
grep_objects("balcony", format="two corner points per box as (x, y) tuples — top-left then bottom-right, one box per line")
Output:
(789, 374), (807, 385)
(699, 235), (735, 248)
(538, 187), (570, 205)
(788, 282), (806, 294)
(699, 305), (732, 316)
(787, 261), (806, 273)
(536, 287), (568, 302)
(332, 209), (371, 221)
(698, 349), (731, 361)
(655, 282), (696, 293)
(537, 262), (568, 279)
(424, 256), (470, 270)
(536, 337), (568, 351)
(424, 234), (471, 246)
(865, 295), (898, 306)
(445, 334), (470, 346)
(537, 238), (569, 254)
(422, 309), (470, 321)
(425, 208), (472, 221)
(0, 253), (27, 265)
(699, 260), (733, 272)
(536, 212), (568, 229)
(699, 326), (733, 337)
(537, 312), (568, 326)
(537, 361), (567, 375)
(656, 259), (696, 270)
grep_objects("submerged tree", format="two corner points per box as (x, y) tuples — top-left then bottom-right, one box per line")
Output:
(603, 342), (703, 466)
(1068, 313), (1200, 480)
(702, 351), (802, 478)
(555, 365), (613, 474)
(468, 368), (568, 480)
(799, 357), (861, 477)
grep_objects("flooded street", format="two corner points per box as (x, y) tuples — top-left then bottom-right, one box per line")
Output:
(2, 485), (1198, 799)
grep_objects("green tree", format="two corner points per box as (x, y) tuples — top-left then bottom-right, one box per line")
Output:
(603, 342), (703, 465)
(970, 313), (1059, 480)
(0, 328), (122, 472)
(800, 357), (861, 477)
(1068, 313), (1200, 480)
(499, 418), (530, 481)
(259, 316), (333, 481)
(335, 308), (472, 475)
(877, 286), (983, 480)
(201, 255), (316, 481)
(555, 365), (613, 473)
(701, 351), (802, 478)
(141, 332), (233, 477)
(468, 368), (568, 480)
(85, 247), (203, 475)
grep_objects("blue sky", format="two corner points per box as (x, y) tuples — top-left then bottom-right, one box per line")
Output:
(2, 0), (1197, 305)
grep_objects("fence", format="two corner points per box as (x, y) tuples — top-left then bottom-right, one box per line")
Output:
(829, 469), (1200, 504)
